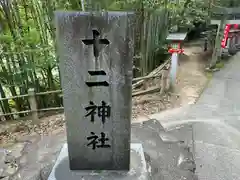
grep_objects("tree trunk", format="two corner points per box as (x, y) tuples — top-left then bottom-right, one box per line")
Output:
(210, 17), (225, 68)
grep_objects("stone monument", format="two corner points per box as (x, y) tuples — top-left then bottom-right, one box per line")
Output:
(48, 11), (148, 180)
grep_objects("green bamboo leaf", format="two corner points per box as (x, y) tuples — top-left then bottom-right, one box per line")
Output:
(0, 34), (13, 43)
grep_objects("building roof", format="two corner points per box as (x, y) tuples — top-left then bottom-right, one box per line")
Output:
(166, 33), (187, 41)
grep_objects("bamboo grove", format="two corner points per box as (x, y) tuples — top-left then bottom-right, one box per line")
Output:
(0, 0), (233, 120)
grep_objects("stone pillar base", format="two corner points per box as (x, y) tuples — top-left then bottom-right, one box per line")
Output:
(48, 143), (149, 180)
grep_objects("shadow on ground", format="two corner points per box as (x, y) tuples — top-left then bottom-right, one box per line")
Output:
(131, 119), (197, 180)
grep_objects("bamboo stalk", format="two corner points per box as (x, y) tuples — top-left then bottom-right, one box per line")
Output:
(0, 94), (29, 101)
(38, 107), (64, 111)
(132, 58), (171, 89)
(1, 110), (31, 116)
(35, 90), (62, 95)
(132, 74), (161, 82)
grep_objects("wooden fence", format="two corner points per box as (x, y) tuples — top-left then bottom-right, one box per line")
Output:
(135, 9), (169, 76)
(0, 59), (170, 123)
(0, 89), (64, 123)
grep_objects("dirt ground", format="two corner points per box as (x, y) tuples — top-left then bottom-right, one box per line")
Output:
(0, 41), (210, 147)
(132, 43), (209, 120)
(176, 44), (209, 105)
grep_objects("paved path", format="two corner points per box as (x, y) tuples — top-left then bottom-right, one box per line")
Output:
(152, 53), (240, 180)
(191, 53), (240, 180)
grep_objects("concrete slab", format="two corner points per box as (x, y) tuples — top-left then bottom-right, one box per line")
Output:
(193, 122), (240, 150)
(195, 141), (240, 180)
(202, 78), (225, 96)
(48, 143), (149, 180)
(131, 120), (196, 180)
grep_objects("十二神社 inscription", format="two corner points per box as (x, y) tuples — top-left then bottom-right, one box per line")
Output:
(82, 29), (110, 59)
(87, 132), (111, 150)
(55, 11), (135, 170)
(85, 101), (111, 124)
(85, 70), (109, 87)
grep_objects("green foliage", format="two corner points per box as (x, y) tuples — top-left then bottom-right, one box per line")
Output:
(0, 0), (229, 119)
(215, 61), (224, 69)
(0, 33), (13, 44)
(168, 0), (209, 32)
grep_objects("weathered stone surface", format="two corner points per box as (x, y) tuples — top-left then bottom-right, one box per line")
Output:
(195, 142), (240, 180)
(0, 147), (19, 179)
(0, 177), (9, 180)
(131, 120), (196, 180)
(55, 11), (135, 170)
(7, 143), (25, 159)
(40, 164), (54, 180)
(48, 143), (148, 180)
(19, 132), (66, 180)
(0, 130), (66, 180)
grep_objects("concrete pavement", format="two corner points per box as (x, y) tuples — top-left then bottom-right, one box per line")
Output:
(192, 53), (240, 180)
(152, 53), (240, 179)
